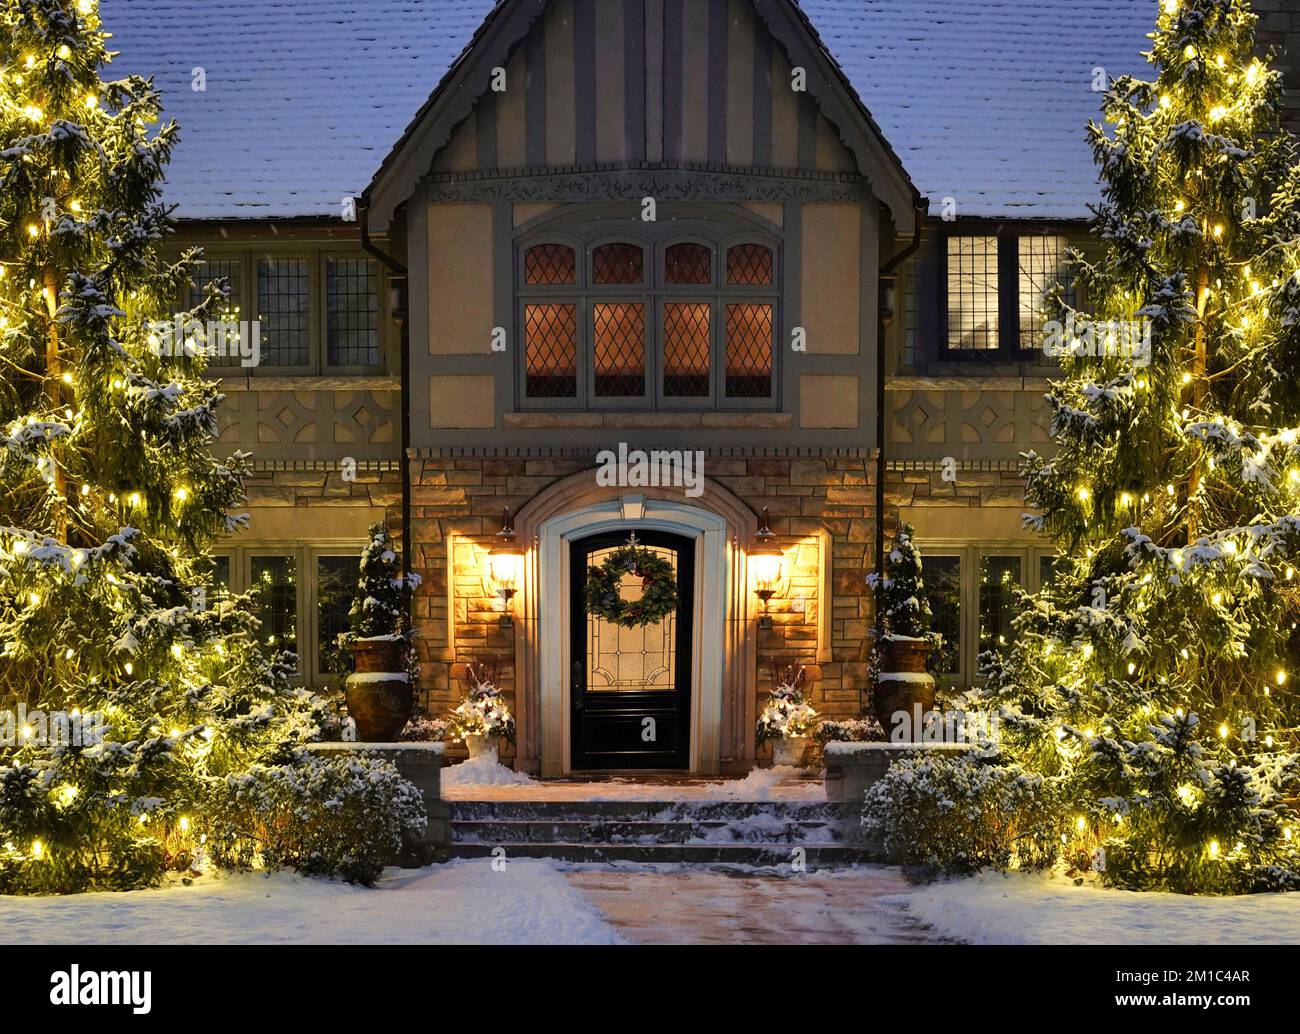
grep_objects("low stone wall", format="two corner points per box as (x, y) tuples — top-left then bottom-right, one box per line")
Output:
(305, 741), (450, 865)
(824, 741), (974, 804)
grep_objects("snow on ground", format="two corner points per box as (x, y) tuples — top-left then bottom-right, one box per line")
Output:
(887, 870), (1300, 944)
(440, 755), (538, 788)
(439, 762), (825, 801)
(0, 859), (620, 945)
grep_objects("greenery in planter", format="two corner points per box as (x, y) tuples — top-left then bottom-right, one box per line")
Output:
(332, 523), (420, 683)
(866, 523), (945, 679)
(448, 660), (516, 743)
(755, 663), (818, 742)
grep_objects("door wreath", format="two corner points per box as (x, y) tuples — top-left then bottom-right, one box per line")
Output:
(584, 536), (679, 628)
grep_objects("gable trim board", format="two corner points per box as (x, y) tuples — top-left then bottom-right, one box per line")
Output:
(364, 0), (922, 234)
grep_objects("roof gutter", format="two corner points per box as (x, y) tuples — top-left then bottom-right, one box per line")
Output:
(875, 204), (925, 578)
(359, 201), (413, 601)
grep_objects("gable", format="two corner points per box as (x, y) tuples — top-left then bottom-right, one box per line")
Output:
(366, 0), (920, 231)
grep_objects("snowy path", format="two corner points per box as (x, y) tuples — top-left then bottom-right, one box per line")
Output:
(887, 871), (1300, 944)
(564, 866), (938, 944)
(0, 859), (620, 945)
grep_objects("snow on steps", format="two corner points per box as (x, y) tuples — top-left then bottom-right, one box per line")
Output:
(448, 800), (870, 867)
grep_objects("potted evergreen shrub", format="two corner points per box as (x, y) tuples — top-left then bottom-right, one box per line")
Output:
(867, 523), (942, 731)
(449, 660), (516, 761)
(756, 663), (818, 766)
(335, 524), (421, 742)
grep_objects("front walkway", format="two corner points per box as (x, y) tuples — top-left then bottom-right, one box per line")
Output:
(564, 867), (938, 944)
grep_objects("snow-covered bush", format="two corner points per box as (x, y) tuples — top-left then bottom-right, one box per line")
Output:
(399, 714), (449, 742)
(204, 752), (426, 885)
(755, 664), (817, 742)
(862, 752), (1063, 878)
(449, 661), (515, 742)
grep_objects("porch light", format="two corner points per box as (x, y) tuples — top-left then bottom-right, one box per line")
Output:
(489, 508), (524, 629)
(751, 508), (784, 630)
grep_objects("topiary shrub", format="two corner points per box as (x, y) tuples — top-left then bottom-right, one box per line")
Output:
(862, 752), (1064, 878)
(204, 753), (426, 885)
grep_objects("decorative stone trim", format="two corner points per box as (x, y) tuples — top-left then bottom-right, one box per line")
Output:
(409, 444), (875, 460)
(419, 161), (867, 204)
(886, 458), (1026, 473)
(503, 411), (793, 430)
(249, 458), (402, 473)
(218, 376), (401, 392)
(886, 376), (1053, 391)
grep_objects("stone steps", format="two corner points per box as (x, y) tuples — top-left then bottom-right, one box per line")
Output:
(448, 799), (870, 866)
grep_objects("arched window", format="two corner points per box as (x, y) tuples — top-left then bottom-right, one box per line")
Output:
(518, 225), (778, 409)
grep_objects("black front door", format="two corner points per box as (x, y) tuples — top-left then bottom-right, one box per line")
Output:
(570, 530), (693, 770)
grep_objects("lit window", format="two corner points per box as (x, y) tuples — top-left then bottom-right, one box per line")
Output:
(921, 555), (962, 676)
(946, 236), (999, 350)
(592, 243), (643, 285)
(187, 258), (242, 321)
(524, 243), (576, 286)
(524, 303), (578, 398)
(665, 243), (712, 285)
(1018, 236), (1074, 351)
(978, 555), (1022, 654)
(250, 554), (298, 653)
(663, 302), (711, 397)
(593, 302), (646, 397)
(317, 555), (361, 673)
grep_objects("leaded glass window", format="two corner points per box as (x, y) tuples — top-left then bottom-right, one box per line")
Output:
(326, 257), (380, 367)
(257, 258), (310, 367)
(946, 236), (999, 351)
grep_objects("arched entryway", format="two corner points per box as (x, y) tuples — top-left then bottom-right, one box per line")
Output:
(512, 474), (760, 776)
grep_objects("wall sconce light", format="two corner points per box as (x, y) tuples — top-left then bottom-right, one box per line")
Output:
(488, 508), (524, 629)
(750, 507), (784, 630)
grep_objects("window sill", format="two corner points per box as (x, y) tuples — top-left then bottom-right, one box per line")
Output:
(503, 411), (793, 430)
(217, 375), (400, 392)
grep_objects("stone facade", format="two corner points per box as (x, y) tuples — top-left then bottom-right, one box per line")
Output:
(408, 447), (880, 771)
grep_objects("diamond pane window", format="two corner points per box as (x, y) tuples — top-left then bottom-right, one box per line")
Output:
(250, 554), (298, 653)
(1018, 236), (1074, 351)
(257, 258), (311, 366)
(592, 243), (643, 285)
(726, 243), (773, 286)
(665, 243), (712, 285)
(593, 302), (646, 397)
(326, 258), (380, 366)
(524, 303), (578, 398)
(724, 303), (773, 398)
(663, 302), (711, 397)
(524, 243), (577, 286)
(946, 236), (999, 350)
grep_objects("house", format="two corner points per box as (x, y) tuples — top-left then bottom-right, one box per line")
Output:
(106, 0), (1300, 776)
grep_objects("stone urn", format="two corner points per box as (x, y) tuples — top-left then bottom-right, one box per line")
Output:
(345, 635), (412, 742)
(464, 733), (498, 762)
(871, 636), (936, 733)
(773, 735), (809, 767)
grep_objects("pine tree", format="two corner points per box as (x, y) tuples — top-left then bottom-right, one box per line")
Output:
(0, 0), (325, 891)
(867, 523), (943, 675)
(978, 0), (1300, 892)
(333, 523), (419, 682)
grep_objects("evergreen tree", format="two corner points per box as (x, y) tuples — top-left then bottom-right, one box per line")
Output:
(333, 522), (419, 683)
(867, 523), (944, 676)
(977, 0), (1300, 892)
(0, 0), (325, 891)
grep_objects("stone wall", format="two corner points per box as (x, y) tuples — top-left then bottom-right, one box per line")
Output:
(408, 446), (880, 769)
(242, 461), (403, 528)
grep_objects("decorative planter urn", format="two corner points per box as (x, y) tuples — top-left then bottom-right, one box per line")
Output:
(773, 735), (809, 767)
(345, 635), (412, 742)
(464, 733), (498, 762)
(871, 637), (936, 732)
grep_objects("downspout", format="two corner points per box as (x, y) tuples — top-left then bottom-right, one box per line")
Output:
(360, 201), (413, 599)
(875, 204), (925, 578)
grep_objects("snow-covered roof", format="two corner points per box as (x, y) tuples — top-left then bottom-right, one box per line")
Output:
(104, 0), (1153, 222)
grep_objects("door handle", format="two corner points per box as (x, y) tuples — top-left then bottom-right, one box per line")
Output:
(571, 660), (584, 710)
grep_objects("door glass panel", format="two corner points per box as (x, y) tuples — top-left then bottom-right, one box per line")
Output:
(317, 555), (361, 673)
(251, 554), (298, 653)
(979, 555), (1022, 654)
(586, 544), (677, 693)
(921, 555), (962, 676)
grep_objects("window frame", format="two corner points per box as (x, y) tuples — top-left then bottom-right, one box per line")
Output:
(938, 228), (1076, 363)
(212, 541), (367, 687)
(915, 539), (1059, 688)
(514, 216), (781, 412)
(184, 245), (389, 377)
